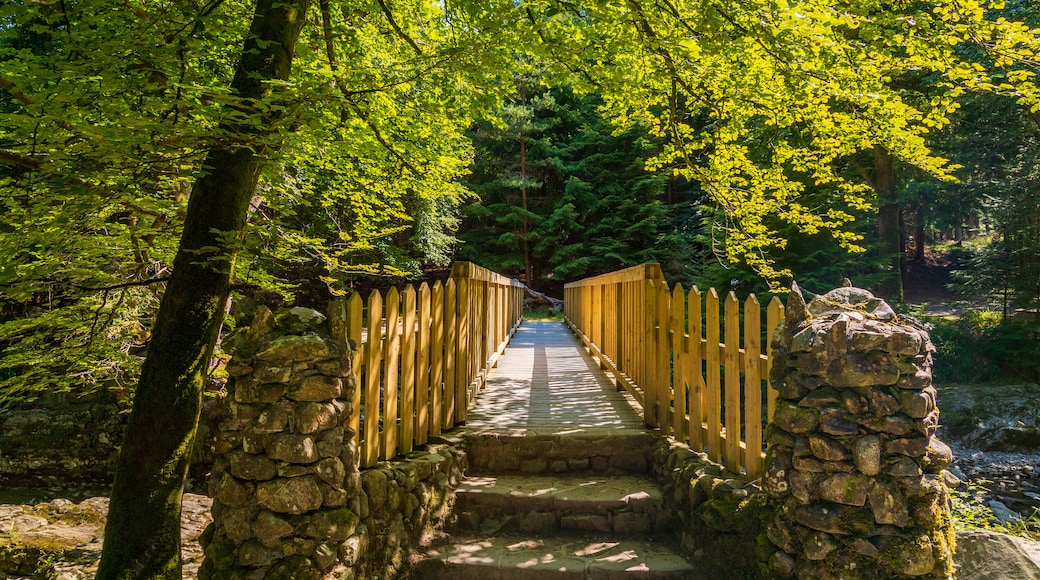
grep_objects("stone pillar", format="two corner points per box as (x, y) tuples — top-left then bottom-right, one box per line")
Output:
(762, 282), (954, 579)
(199, 305), (361, 580)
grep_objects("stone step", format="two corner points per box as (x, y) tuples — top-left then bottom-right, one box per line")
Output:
(412, 535), (699, 579)
(463, 431), (655, 475)
(451, 474), (671, 537)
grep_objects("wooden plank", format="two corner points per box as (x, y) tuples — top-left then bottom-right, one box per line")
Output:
(400, 285), (416, 454)
(655, 281), (670, 432)
(724, 291), (742, 473)
(619, 283), (627, 377)
(655, 281), (669, 435)
(347, 293), (363, 446)
(671, 283), (687, 442)
(430, 281), (444, 437)
(567, 315), (644, 407)
(443, 279), (457, 428)
(607, 283), (615, 377)
(416, 282), (431, 445)
(688, 286), (704, 450)
(563, 263), (666, 287)
(382, 288), (400, 460)
(363, 290), (383, 468)
(705, 288), (721, 463)
(643, 279), (657, 427)
(456, 277), (470, 423)
(470, 281), (482, 387)
(492, 285), (502, 355)
(744, 294), (763, 477)
(767, 297), (784, 424)
(449, 261), (524, 287)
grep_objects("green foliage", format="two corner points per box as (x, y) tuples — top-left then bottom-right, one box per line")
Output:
(459, 83), (707, 288)
(0, 0), (515, 406)
(522, 307), (562, 322)
(915, 89), (1040, 317)
(690, 201), (893, 297)
(951, 482), (1040, 541)
(5, 0), (1040, 407)
(930, 310), (1040, 383)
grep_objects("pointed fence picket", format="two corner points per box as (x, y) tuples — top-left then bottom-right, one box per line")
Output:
(564, 264), (785, 479)
(343, 263), (524, 468)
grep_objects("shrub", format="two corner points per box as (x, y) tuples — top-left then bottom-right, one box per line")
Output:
(931, 310), (1040, 383)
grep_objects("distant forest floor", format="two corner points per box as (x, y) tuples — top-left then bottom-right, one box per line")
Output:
(904, 247), (1040, 540)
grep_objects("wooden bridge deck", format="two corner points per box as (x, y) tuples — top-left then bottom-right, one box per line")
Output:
(464, 321), (646, 437)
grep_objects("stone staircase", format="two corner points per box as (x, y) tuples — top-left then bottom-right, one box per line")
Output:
(410, 432), (698, 579)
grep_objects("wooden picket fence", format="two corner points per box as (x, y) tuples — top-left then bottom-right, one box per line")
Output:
(339, 262), (525, 468)
(563, 264), (785, 478)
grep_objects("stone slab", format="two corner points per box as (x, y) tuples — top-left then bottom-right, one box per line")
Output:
(955, 531), (1040, 580)
(413, 535), (699, 579)
(452, 474), (665, 536)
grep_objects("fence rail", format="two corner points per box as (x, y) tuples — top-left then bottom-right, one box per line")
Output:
(564, 264), (784, 478)
(339, 262), (524, 468)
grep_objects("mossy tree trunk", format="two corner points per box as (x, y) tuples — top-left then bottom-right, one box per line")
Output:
(95, 1), (310, 578)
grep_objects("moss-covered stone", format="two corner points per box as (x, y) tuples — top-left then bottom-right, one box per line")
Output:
(264, 555), (321, 580)
(879, 534), (935, 576)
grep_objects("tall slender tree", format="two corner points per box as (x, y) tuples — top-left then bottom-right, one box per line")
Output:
(96, 1), (311, 577)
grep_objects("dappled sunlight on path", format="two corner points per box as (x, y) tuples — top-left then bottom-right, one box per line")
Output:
(464, 322), (645, 436)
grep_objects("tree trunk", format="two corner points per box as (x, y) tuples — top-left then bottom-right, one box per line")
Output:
(95, 1), (309, 578)
(874, 145), (904, 302)
(914, 210), (926, 262)
(519, 85), (532, 287)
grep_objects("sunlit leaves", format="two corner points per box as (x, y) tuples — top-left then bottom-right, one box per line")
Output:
(509, 0), (1040, 284)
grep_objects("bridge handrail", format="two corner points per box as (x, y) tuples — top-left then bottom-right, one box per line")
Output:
(337, 262), (524, 467)
(563, 263), (665, 287)
(563, 264), (784, 478)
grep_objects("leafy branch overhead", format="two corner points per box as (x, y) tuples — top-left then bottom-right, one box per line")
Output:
(510, 0), (1040, 282)
(4, 0), (1040, 408)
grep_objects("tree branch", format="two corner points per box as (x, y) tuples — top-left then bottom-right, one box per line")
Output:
(318, 2), (420, 175)
(76, 275), (171, 292)
(0, 76), (35, 106)
(0, 148), (42, 171)
(375, 0), (423, 56)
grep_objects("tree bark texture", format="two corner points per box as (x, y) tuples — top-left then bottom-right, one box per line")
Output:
(874, 145), (904, 302)
(96, 1), (310, 578)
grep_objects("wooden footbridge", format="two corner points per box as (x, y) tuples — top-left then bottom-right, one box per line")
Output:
(341, 262), (784, 479)
(337, 261), (787, 577)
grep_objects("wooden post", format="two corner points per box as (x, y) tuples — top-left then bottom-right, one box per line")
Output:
(443, 279), (457, 428)
(643, 278), (658, 427)
(671, 283), (687, 442)
(382, 288), (400, 460)
(416, 282), (431, 445)
(430, 281), (444, 437)
(400, 286), (416, 454)
(744, 294), (763, 477)
(724, 291), (741, 473)
(347, 293), (363, 445)
(705, 288), (721, 463)
(455, 277), (469, 424)
(363, 290), (382, 467)
(656, 282), (671, 436)
(688, 286), (704, 449)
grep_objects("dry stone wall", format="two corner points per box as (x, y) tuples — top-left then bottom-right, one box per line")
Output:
(762, 283), (955, 579)
(198, 304), (467, 579)
(351, 441), (466, 578)
(652, 439), (769, 580)
(199, 305), (359, 579)
(0, 392), (123, 487)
